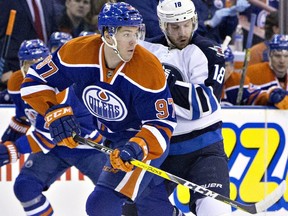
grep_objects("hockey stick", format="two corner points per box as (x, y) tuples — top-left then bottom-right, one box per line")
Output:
(73, 134), (287, 214)
(222, 35), (232, 51)
(0, 10), (17, 77)
(236, 13), (256, 105)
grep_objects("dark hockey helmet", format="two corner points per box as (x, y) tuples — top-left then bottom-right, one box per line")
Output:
(269, 34), (288, 51)
(98, 2), (144, 38)
(48, 32), (72, 51)
(18, 39), (50, 61)
(79, 31), (97, 36)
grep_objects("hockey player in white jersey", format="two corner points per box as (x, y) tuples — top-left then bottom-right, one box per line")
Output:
(135, 0), (231, 215)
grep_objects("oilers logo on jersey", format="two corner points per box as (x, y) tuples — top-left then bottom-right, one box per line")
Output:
(82, 86), (128, 121)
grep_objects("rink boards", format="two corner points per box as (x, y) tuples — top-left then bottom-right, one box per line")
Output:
(0, 105), (287, 215)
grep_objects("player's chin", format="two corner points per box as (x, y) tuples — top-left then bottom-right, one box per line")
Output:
(176, 41), (189, 49)
(123, 52), (134, 61)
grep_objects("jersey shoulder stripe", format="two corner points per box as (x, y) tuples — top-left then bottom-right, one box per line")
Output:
(8, 70), (23, 92)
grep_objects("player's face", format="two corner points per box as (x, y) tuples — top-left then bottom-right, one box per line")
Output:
(115, 26), (140, 61)
(66, 0), (91, 19)
(165, 19), (194, 49)
(269, 50), (288, 78)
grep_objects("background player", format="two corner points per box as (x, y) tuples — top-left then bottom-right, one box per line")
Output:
(221, 46), (261, 106)
(0, 39), (106, 216)
(247, 34), (288, 110)
(20, 2), (176, 216)
(48, 31), (73, 53)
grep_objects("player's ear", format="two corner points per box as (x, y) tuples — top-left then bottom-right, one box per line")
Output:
(104, 32), (113, 45)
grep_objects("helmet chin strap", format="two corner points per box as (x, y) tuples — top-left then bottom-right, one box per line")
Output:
(101, 35), (128, 63)
(20, 66), (26, 78)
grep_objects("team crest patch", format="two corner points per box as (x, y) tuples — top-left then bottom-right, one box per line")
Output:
(25, 160), (33, 168)
(209, 45), (225, 57)
(82, 86), (127, 121)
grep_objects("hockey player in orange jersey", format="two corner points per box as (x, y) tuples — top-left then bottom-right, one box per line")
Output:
(221, 46), (262, 106)
(0, 38), (105, 216)
(222, 43), (288, 108)
(247, 34), (288, 109)
(20, 2), (176, 216)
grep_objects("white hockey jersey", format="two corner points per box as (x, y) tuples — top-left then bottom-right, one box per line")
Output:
(139, 40), (223, 155)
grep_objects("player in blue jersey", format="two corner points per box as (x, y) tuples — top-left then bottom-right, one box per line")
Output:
(134, 0), (232, 215)
(0, 38), (106, 216)
(20, 2), (176, 216)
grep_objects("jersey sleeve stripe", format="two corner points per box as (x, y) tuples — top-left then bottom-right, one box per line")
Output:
(139, 125), (167, 159)
(21, 84), (56, 97)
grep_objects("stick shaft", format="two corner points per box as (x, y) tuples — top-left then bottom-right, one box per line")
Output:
(6, 10), (17, 36)
(73, 134), (285, 214)
(236, 13), (256, 105)
(1, 10), (17, 58)
(0, 10), (17, 76)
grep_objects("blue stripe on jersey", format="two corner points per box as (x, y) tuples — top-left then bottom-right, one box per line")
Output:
(192, 84), (219, 120)
(191, 86), (200, 120)
(168, 128), (223, 155)
(201, 84), (219, 113)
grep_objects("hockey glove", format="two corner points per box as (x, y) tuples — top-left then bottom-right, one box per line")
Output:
(268, 88), (288, 109)
(110, 140), (148, 172)
(45, 104), (80, 148)
(0, 141), (19, 167)
(1, 116), (31, 142)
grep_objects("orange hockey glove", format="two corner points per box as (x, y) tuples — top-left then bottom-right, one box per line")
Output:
(110, 140), (148, 172)
(45, 104), (80, 148)
(274, 96), (288, 109)
(110, 149), (134, 172)
(268, 88), (288, 109)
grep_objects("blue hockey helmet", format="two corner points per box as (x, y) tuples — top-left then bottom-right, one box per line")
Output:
(269, 34), (288, 51)
(224, 46), (234, 63)
(48, 32), (72, 51)
(18, 39), (50, 61)
(98, 2), (144, 36)
(79, 31), (97, 36)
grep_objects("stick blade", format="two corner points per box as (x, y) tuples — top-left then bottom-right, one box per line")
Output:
(255, 180), (287, 213)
